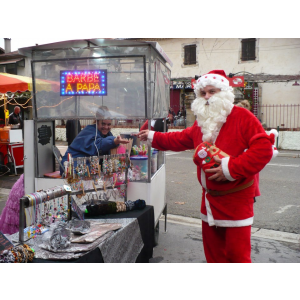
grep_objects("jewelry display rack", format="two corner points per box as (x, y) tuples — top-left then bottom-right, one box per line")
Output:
(18, 154), (130, 243)
(64, 153), (130, 202)
(19, 185), (72, 243)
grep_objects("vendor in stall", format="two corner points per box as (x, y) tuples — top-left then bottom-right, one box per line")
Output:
(8, 106), (23, 129)
(60, 106), (129, 175)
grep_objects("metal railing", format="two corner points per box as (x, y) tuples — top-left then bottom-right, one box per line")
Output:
(258, 104), (300, 130)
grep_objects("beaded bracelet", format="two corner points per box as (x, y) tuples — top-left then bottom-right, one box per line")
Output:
(22, 244), (35, 262)
(15, 245), (27, 263)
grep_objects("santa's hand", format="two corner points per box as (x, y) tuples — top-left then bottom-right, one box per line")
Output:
(205, 156), (227, 181)
(114, 136), (130, 145)
(137, 130), (149, 141)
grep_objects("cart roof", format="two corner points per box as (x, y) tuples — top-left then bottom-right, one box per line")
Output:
(18, 38), (173, 67)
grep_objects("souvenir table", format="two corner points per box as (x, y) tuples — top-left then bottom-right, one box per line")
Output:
(31, 205), (155, 263)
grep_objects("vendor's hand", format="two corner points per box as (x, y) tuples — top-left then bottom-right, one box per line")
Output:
(205, 156), (227, 182)
(114, 136), (130, 145)
(136, 130), (149, 141)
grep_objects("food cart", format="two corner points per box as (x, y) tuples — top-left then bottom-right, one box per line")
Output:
(18, 39), (172, 245)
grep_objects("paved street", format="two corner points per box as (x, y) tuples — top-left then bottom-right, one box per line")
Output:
(0, 149), (299, 263)
(165, 150), (300, 233)
(150, 216), (300, 263)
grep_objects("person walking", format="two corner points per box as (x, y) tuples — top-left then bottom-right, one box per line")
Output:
(137, 70), (277, 263)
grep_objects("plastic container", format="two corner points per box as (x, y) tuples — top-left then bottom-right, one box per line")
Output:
(130, 155), (148, 181)
(151, 150), (158, 174)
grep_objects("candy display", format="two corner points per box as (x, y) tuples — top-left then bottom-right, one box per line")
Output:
(130, 156), (148, 181)
(131, 144), (154, 156)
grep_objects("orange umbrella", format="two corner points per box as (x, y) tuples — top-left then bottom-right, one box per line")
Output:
(0, 72), (59, 93)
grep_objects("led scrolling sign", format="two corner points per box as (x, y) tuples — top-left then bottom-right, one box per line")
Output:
(60, 70), (107, 96)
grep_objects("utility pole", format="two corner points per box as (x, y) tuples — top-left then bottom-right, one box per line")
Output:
(4, 94), (9, 126)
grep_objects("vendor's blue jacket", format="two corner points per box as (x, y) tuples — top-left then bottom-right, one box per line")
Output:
(60, 124), (117, 174)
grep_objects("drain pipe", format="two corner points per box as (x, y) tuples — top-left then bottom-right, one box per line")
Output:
(276, 125), (279, 149)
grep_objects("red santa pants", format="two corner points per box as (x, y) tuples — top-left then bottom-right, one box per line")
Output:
(202, 221), (252, 263)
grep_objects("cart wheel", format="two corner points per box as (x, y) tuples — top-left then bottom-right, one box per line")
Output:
(154, 221), (159, 247)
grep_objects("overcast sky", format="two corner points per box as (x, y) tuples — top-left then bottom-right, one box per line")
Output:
(0, 38), (95, 52)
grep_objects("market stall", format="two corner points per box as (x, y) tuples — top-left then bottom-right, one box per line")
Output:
(0, 93), (23, 175)
(1, 39), (172, 263)
(0, 73), (59, 175)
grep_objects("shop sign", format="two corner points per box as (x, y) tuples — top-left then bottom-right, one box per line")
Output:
(170, 82), (192, 89)
(60, 70), (107, 96)
(228, 76), (244, 87)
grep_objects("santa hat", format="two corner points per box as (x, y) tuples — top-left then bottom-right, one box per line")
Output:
(269, 129), (279, 158)
(194, 70), (231, 91)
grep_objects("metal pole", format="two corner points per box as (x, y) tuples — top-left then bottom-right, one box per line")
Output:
(19, 197), (29, 244)
(276, 125), (279, 149)
(183, 82), (186, 129)
(4, 94), (8, 126)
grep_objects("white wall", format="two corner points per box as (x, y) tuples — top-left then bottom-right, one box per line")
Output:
(261, 81), (300, 105)
(159, 38), (300, 76)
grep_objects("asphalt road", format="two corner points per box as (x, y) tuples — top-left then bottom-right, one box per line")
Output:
(165, 151), (300, 234)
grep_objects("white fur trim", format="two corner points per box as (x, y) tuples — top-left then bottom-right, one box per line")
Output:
(269, 128), (279, 139)
(205, 193), (215, 226)
(214, 217), (254, 227)
(272, 146), (279, 158)
(195, 73), (230, 91)
(201, 169), (207, 189)
(200, 212), (208, 222)
(148, 130), (155, 141)
(147, 131), (155, 147)
(201, 216), (254, 227)
(221, 157), (236, 181)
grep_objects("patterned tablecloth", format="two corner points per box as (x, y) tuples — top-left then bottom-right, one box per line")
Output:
(8, 218), (144, 263)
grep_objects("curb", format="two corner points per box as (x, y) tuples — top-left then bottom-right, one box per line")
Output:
(277, 153), (300, 158)
(161, 214), (300, 244)
(0, 188), (11, 195)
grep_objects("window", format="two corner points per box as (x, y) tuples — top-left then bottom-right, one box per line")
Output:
(184, 44), (196, 65)
(5, 64), (17, 75)
(241, 38), (256, 61)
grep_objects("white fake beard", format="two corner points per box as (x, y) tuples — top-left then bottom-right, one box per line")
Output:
(191, 90), (234, 143)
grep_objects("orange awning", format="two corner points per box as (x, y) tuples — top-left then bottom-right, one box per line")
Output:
(0, 72), (59, 93)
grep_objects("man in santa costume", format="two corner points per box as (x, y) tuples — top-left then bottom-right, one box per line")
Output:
(137, 70), (277, 263)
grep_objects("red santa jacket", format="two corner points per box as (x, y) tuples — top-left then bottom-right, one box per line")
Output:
(140, 120), (154, 131)
(151, 106), (274, 227)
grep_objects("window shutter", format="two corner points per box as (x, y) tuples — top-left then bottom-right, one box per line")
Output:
(241, 38), (256, 61)
(184, 44), (197, 65)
